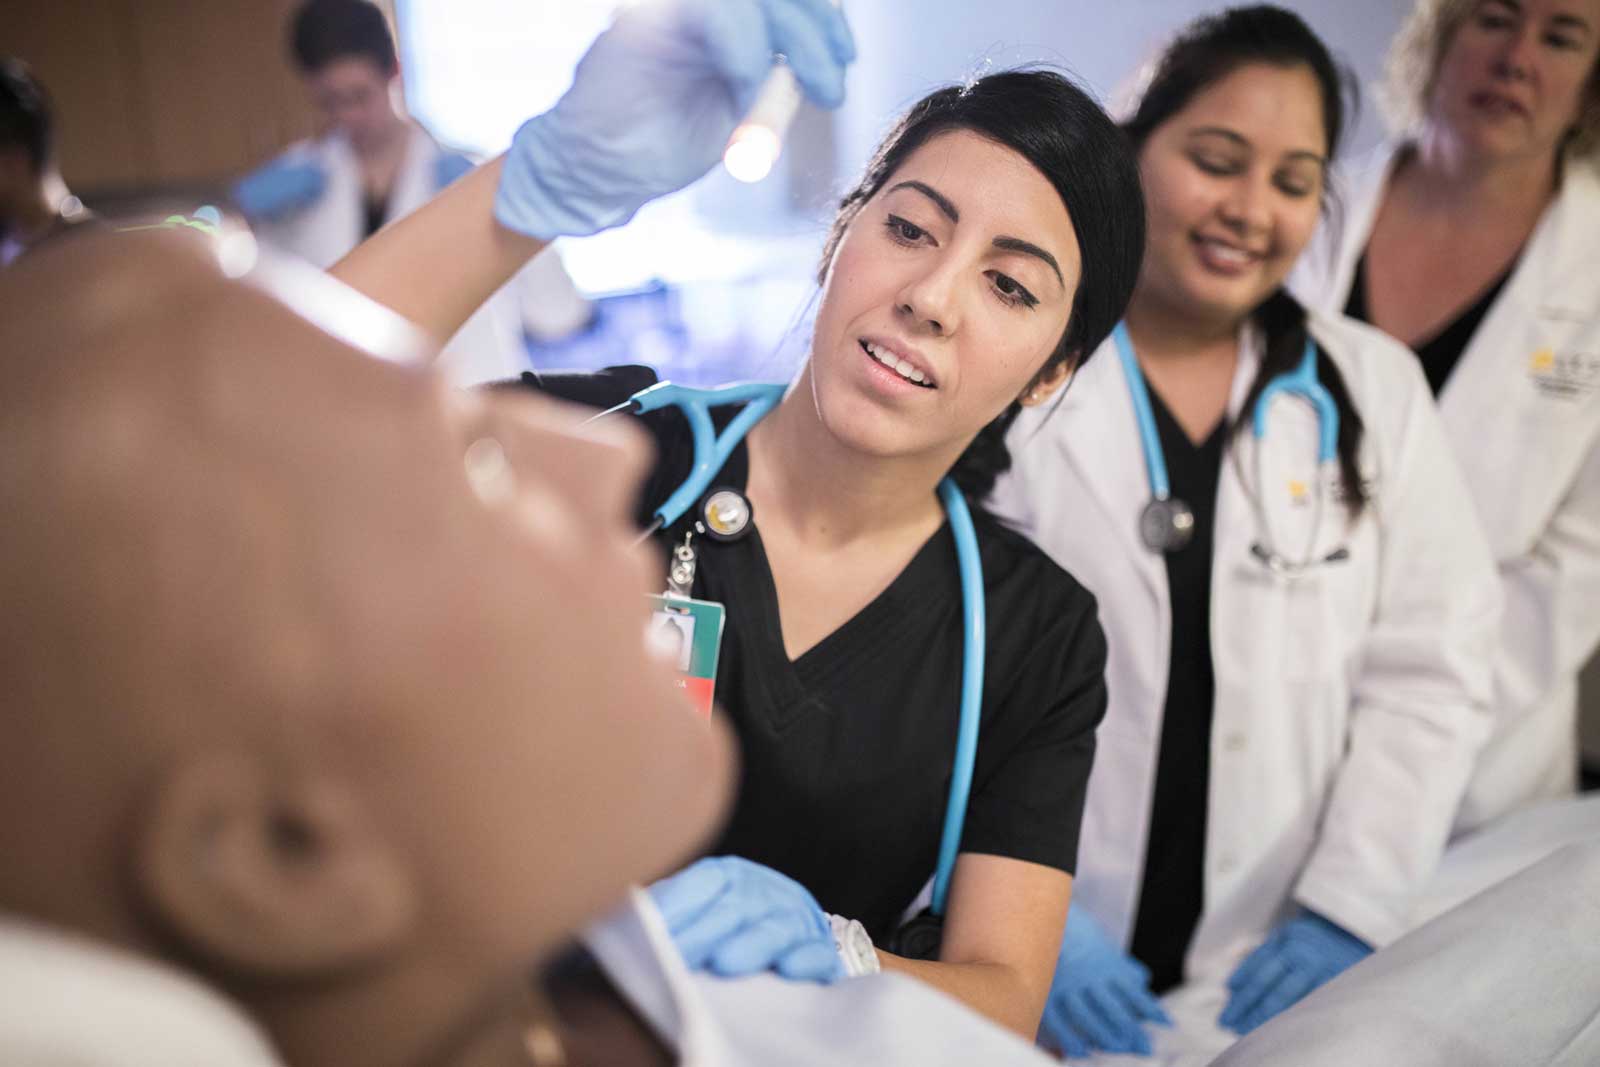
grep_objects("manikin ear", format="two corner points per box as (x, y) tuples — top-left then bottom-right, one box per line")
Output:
(1018, 356), (1078, 408)
(135, 751), (419, 978)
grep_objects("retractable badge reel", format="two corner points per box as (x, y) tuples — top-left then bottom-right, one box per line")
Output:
(645, 487), (752, 719)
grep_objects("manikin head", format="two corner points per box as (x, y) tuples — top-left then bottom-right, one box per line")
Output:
(0, 229), (731, 1067)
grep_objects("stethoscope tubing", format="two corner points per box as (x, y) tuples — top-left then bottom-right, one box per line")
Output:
(617, 380), (985, 919)
(1112, 323), (1175, 502)
(1116, 321), (1344, 571)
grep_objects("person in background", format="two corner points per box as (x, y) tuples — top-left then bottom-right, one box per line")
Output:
(993, 6), (1500, 1057)
(233, 0), (591, 382)
(0, 57), (93, 267)
(1292, 0), (1600, 832)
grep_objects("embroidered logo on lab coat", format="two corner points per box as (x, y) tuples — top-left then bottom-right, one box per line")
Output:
(1528, 347), (1600, 401)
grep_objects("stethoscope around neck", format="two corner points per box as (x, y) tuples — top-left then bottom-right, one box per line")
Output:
(1112, 321), (1351, 574)
(598, 379), (984, 923)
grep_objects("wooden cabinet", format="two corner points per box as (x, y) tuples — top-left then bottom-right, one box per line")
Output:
(4, 0), (396, 193)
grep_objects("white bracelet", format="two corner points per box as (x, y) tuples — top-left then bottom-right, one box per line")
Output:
(828, 913), (881, 977)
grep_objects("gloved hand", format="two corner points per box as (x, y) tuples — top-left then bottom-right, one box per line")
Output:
(494, 0), (855, 239)
(232, 158), (326, 221)
(648, 856), (844, 982)
(1040, 905), (1171, 1058)
(434, 151), (476, 191)
(1218, 910), (1373, 1035)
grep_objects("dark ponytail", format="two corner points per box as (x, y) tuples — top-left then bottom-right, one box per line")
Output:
(820, 69), (1146, 503)
(1246, 290), (1368, 515)
(1121, 5), (1367, 514)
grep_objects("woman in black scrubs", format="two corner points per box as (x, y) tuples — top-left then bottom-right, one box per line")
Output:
(329, 0), (1144, 1036)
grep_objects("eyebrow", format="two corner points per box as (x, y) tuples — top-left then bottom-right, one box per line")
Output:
(992, 236), (1065, 288)
(1553, 12), (1593, 33)
(887, 179), (1065, 289)
(1187, 126), (1326, 167)
(888, 180), (959, 223)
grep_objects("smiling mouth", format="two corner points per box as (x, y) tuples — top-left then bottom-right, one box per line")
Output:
(1193, 235), (1264, 272)
(1470, 91), (1529, 117)
(860, 340), (936, 388)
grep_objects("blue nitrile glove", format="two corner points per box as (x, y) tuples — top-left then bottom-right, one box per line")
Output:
(232, 158), (326, 221)
(494, 0), (855, 239)
(1218, 910), (1373, 1035)
(1041, 906), (1171, 1058)
(648, 856), (844, 983)
(434, 151), (476, 191)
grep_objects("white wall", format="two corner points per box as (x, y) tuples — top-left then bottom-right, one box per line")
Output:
(402, 2), (1417, 289)
(825, 1), (1411, 200)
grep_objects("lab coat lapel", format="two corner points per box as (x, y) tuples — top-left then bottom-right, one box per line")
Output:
(1210, 336), (1270, 687)
(313, 134), (365, 265)
(1435, 159), (1600, 552)
(1052, 340), (1167, 609)
(387, 124), (441, 221)
(1317, 142), (1401, 313)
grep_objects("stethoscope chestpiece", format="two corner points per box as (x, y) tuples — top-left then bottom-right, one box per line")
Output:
(698, 486), (754, 542)
(1140, 496), (1196, 553)
(1249, 542), (1352, 577)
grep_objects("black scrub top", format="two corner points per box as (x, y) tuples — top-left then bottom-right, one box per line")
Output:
(506, 366), (1108, 941)
(1344, 251), (1516, 397)
(1129, 389), (1227, 993)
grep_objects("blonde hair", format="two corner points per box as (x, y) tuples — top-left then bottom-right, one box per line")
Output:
(1383, 0), (1600, 160)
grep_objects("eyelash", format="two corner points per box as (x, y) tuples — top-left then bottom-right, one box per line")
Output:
(1477, 10), (1583, 48)
(1190, 155), (1315, 199)
(881, 214), (1040, 310)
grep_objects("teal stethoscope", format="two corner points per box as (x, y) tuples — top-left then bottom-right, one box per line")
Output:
(1112, 322), (1350, 573)
(604, 380), (984, 921)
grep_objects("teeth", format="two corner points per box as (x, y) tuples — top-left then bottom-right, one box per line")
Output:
(864, 342), (931, 386)
(1200, 239), (1252, 265)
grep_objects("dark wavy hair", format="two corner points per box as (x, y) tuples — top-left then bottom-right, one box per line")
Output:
(290, 0), (398, 76)
(819, 68), (1146, 501)
(1123, 5), (1369, 514)
(0, 58), (52, 175)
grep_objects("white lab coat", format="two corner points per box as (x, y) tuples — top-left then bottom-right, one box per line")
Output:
(249, 123), (591, 385)
(1291, 145), (1600, 831)
(991, 310), (1500, 983)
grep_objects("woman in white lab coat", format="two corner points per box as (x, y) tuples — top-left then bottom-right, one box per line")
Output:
(232, 0), (591, 383)
(1292, 0), (1600, 832)
(992, 7), (1502, 1057)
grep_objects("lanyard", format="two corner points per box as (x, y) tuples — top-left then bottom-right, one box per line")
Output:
(620, 381), (985, 916)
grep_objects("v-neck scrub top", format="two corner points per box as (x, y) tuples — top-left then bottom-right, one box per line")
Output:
(512, 367), (1108, 941)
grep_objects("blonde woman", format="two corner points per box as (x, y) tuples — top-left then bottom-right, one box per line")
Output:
(1293, 0), (1600, 832)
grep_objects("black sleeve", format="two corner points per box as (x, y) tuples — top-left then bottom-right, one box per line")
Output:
(490, 365), (685, 531)
(491, 364), (659, 410)
(957, 586), (1108, 876)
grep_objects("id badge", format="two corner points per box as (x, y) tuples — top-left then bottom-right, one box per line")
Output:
(645, 594), (726, 718)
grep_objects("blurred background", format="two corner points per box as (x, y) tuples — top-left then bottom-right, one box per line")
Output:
(5, 0), (1408, 383)
(4, 0), (1598, 778)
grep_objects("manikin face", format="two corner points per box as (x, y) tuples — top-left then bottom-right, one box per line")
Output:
(1429, 0), (1600, 162)
(0, 233), (732, 1066)
(305, 55), (402, 152)
(1133, 61), (1328, 330)
(807, 129), (1081, 467)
